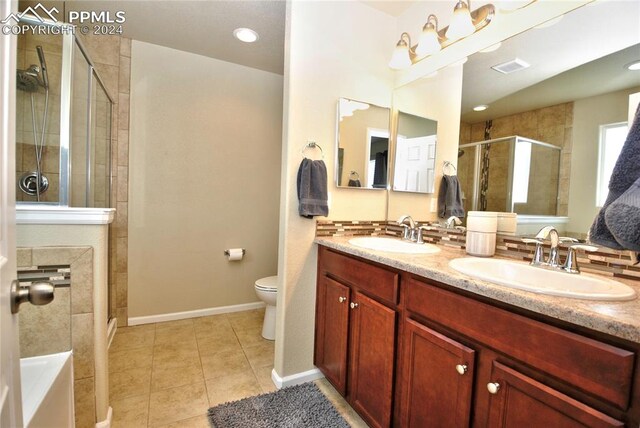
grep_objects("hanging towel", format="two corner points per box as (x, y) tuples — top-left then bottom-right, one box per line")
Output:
(297, 158), (329, 218)
(604, 176), (640, 262)
(589, 103), (640, 249)
(372, 150), (388, 189)
(348, 179), (361, 187)
(437, 175), (465, 219)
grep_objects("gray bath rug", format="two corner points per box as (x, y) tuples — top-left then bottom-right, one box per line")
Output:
(207, 382), (350, 428)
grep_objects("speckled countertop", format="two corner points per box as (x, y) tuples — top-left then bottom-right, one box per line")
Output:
(315, 236), (640, 344)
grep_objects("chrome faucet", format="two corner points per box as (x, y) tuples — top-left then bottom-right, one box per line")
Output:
(535, 226), (561, 267)
(445, 216), (462, 229)
(523, 226), (597, 274)
(397, 215), (427, 243)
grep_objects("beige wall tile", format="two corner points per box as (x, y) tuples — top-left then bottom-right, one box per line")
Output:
(72, 313), (95, 380)
(118, 93), (130, 130)
(116, 273), (128, 307)
(148, 382), (209, 426)
(110, 393), (148, 428)
(117, 167), (128, 201)
(120, 38), (131, 58)
(119, 56), (131, 94)
(71, 249), (94, 314)
(19, 287), (71, 357)
(74, 377), (96, 428)
(32, 246), (89, 266)
(116, 307), (128, 326)
(79, 34), (120, 67)
(95, 63), (119, 99)
(115, 202), (128, 235)
(17, 248), (32, 267)
(116, 237), (128, 273)
(117, 129), (129, 166)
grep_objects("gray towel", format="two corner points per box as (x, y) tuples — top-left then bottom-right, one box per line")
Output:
(347, 179), (361, 187)
(438, 175), (465, 219)
(297, 159), (329, 218)
(589, 103), (640, 250)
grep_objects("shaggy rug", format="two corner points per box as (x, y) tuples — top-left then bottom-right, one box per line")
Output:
(207, 382), (350, 427)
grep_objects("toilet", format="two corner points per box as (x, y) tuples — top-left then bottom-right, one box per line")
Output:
(254, 276), (278, 340)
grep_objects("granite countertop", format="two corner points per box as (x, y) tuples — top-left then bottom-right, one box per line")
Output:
(315, 236), (640, 344)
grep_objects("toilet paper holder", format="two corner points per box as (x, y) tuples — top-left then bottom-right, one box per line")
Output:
(224, 249), (246, 256)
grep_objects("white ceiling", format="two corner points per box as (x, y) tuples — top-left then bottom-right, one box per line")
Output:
(460, 0), (640, 122)
(67, 0), (286, 75)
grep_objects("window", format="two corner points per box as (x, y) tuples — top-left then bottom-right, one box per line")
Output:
(597, 122), (628, 207)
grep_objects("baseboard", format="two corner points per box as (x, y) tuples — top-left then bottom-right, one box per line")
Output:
(271, 367), (324, 389)
(95, 406), (112, 428)
(107, 318), (117, 349)
(128, 302), (266, 326)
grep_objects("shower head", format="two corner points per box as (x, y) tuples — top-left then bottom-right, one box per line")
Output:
(36, 46), (49, 90)
(16, 66), (41, 92)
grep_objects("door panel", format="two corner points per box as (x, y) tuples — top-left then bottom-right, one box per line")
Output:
(487, 361), (624, 428)
(314, 276), (350, 395)
(349, 291), (396, 428)
(400, 318), (476, 428)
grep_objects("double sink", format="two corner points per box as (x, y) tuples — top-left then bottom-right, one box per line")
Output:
(348, 236), (636, 302)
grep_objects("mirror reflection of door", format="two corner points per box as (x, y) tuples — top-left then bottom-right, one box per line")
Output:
(393, 111), (438, 194)
(336, 98), (391, 190)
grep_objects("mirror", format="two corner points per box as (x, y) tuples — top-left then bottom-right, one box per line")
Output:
(457, 0), (640, 236)
(336, 98), (390, 190)
(393, 111), (438, 193)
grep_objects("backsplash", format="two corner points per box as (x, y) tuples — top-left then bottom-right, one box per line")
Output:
(316, 220), (639, 282)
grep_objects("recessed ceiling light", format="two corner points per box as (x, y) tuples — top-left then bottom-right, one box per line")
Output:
(233, 28), (259, 43)
(625, 60), (640, 71)
(473, 105), (488, 111)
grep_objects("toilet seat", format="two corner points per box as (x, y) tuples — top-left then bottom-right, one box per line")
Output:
(255, 275), (278, 292)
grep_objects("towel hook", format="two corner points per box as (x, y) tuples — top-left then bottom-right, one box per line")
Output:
(302, 141), (324, 159)
(443, 161), (457, 175)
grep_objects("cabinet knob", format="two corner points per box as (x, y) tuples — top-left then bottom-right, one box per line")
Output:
(338, 296), (347, 303)
(455, 364), (468, 375)
(350, 302), (359, 309)
(487, 382), (501, 394)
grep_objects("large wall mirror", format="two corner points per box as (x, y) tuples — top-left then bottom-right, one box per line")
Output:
(393, 112), (438, 193)
(458, 0), (640, 236)
(336, 98), (390, 190)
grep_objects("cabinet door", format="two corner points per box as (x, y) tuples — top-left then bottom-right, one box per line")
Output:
(487, 361), (624, 428)
(348, 291), (396, 428)
(400, 318), (476, 428)
(314, 276), (350, 395)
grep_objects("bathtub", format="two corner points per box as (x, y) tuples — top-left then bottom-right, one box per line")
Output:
(20, 351), (74, 428)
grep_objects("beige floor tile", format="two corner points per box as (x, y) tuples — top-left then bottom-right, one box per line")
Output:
(153, 341), (201, 370)
(193, 314), (231, 333)
(234, 326), (267, 348)
(252, 365), (277, 393)
(111, 328), (155, 351)
(315, 378), (368, 427)
(205, 371), (262, 406)
(111, 393), (149, 428)
(194, 322), (235, 341)
(196, 331), (241, 356)
(155, 329), (197, 348)
(242, 341), (275, 370)
(117, 324), (156, 334)
(155, 319), (194, 330)
(148, 381), (209, 426)
(151, 414), (211, 428)
(201, 349), (252, 380)
(228, 309), (265, 332)
(151, 362), (203, 392)
(109, 346), (153, 374)
(109, 366), (151, 400)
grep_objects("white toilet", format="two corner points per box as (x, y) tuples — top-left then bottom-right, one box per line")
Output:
(254, 276), (278, 340)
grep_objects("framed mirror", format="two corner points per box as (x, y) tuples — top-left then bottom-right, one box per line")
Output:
(457, 0), (640, 237)
(336, 98), (390, 190)
(393, 111), (438, 193)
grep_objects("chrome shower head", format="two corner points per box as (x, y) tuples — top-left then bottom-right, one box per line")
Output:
(16, 66), (41, 92)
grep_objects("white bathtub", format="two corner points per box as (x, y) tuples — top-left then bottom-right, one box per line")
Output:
(21, 351), (74, 428)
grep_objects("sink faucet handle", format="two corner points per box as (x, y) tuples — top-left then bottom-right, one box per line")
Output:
(563, 244), (598, 274)
(416, 225), (432, 244)
(522, 238), (545, 266)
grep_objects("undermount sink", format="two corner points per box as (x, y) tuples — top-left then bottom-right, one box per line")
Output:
(449, 257), (637, 301)
(348, 237), (440, 254)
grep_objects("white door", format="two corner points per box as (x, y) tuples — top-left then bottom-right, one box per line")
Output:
(0, 0), (23, 426)
(393, 135), (437, 192)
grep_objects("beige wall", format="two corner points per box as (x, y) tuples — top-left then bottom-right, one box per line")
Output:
(568, 86), (640, 235)
(128, 41), (283, 317)
(275, 0), (396, 378)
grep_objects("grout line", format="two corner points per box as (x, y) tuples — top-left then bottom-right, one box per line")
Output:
(146, 322), (157, 428)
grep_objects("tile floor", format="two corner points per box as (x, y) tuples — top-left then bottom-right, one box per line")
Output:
(108, 309), (367, 427)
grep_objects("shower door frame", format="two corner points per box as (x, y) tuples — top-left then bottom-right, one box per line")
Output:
(17, 15), (115, 209)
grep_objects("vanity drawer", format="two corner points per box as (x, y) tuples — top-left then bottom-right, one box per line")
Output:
(405, 276), (635, 409)
(319, 247), (399, 304)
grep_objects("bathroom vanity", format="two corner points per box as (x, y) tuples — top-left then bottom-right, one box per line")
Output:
(314, 237), (640, 428)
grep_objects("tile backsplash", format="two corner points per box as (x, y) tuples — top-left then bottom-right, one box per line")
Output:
(316, 220), (639, 282)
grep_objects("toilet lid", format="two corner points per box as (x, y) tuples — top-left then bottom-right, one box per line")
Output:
(255, 275), (278, 291)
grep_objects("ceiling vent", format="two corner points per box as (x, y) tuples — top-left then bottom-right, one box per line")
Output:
(491, 58), (530, 74)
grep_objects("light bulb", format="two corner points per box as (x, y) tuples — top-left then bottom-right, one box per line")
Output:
(416, 15), (441, 58)
(446, 0), (475, 41)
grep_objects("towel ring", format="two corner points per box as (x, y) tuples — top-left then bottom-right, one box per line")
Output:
(349, 171), (360, 179)
(302, 141), (324, 159)
(443, 161), (457, 175)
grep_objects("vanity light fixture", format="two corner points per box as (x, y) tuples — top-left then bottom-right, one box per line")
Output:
(389, 1), (499, 70)
(233, 28), (259, 43)
(626, 60), (640, 71)
(473, 104), (488, 111)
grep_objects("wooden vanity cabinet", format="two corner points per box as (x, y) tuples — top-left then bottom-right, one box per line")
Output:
(315, 246), (399, 428)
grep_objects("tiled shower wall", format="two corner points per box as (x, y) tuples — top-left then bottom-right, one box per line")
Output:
(76, 33), (130, 325)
